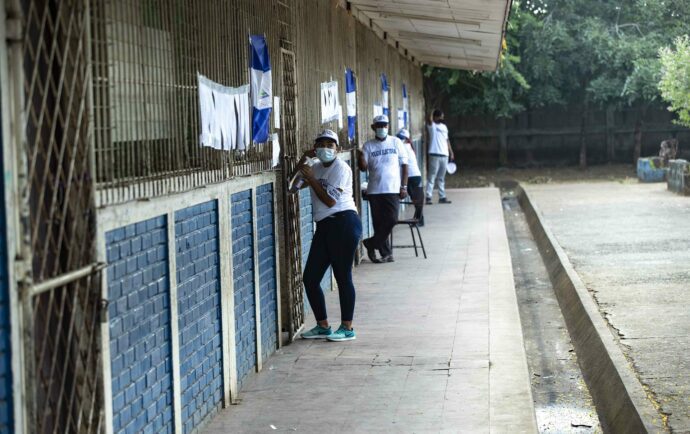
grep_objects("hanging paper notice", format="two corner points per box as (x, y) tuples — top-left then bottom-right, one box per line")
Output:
(272, 133), (281, 167)
(321, 80), (340, 124)
(337, 105), (344, 130)
(373, 104), (383, 117)
(273, 96), (281, 129)
(198, 73), (250, 151)
(397, 109), (405, 130)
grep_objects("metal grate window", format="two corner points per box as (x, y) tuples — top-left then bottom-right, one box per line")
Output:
(91, 0), (288, 205)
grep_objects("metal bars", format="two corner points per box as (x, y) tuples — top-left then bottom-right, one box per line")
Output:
(279, 48), (304, 339)
(91, 0), (288, 206)
(20, 0), (104, 432)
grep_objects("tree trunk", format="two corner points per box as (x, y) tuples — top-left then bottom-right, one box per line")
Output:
(579, 107), (587, 169)
(606, 106), (615, 162)
(498, 117), (508, 166)
(633, 118), (643, 164)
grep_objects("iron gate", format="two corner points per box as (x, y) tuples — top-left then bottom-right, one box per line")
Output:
(17, 0), (104, 431)
(279, 48), (304, 339)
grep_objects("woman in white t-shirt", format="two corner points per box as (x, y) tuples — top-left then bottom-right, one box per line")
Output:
(291, 129), (362, 342)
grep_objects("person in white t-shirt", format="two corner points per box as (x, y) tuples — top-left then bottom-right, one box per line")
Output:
(357, 114), (408, 263)
(293, 129), (362, 342)
(426, 109), (455, 204)
(397, 128), (424, 226)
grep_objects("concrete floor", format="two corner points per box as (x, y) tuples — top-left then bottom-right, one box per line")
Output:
(527, 182), (690, 433)
(202, 189), (537, 433)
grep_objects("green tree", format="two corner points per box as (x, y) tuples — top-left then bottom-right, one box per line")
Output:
(425, 0), (690, 165)
(659, 36), (690, 128)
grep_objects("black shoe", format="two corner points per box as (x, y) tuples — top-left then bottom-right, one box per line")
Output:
(438, 197), (452, 204)
(425, 198), (433, 205)
(363, 239), (379, 263)
(380, 255), (395, 263)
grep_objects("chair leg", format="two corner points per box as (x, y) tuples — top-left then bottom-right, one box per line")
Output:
(409, 224), (418, 257)
(415, 224), (427, 259)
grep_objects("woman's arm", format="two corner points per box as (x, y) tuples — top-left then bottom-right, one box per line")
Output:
(300, 165), (337, 207)
(288, 149), (316, 181)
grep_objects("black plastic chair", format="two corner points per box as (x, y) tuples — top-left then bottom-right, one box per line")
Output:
(391, 186), (427, 258)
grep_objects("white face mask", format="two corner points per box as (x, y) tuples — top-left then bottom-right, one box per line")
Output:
(375, 127), (388, 139)
(316, 147), (337, 163)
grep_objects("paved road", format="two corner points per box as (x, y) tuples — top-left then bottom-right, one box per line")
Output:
(527, 182), (690, 433)
(203, 189), (537, 433)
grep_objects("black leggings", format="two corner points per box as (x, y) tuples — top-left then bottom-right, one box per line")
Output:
(365, 194), (400, 257)
(303, 210), (362, 322)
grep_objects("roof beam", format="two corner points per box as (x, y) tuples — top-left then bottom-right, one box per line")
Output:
(396, 31), (482, 47)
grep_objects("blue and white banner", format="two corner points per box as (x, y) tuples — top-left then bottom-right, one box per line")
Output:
(381, 73), (389, 117)
(402, 84), (409, 129)
(250, 35), (272, 144)
(345, 68), (356, 141)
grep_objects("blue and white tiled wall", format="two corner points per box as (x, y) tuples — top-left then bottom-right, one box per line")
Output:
(104, 182), (279, 433)
(230, 190), (256, 390)
(174, 202), (223, 433)
(106, 217), (174, 434)
(256, 185), (278, 362)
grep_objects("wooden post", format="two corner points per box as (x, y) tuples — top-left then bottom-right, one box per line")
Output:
(606, 106), (615, 162)
(579, 106), (587, 169)
(498, 117), (508, 166)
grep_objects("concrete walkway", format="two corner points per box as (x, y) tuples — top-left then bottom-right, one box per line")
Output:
(203, 189), (537, 433)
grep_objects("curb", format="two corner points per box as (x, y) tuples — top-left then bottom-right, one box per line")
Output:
(516, 185), (666, 434)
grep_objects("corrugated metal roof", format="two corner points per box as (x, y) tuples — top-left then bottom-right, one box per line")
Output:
(347, 0), (511, 71)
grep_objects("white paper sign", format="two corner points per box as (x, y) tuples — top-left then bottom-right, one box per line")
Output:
(272, 133), (281, 167)
(337, 105), (344, 130)
(397, 109), (405, 129)
(273, 96), (281, 129)
(373, 104), (383, 117)
(346, 91), (356, 117)
(321, 81), (340, 123)
(198, 74), (250, 151)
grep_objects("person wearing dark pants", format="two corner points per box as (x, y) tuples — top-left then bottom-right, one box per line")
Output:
(358, 114), (409, 263)
(366, 193), (399, 258)
(397, 128), (424, 226)
(302, 210), (361, 340)
(293, 129), (362, 342)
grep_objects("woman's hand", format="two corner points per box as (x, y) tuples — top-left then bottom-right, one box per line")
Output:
(299, 164), (315, 181)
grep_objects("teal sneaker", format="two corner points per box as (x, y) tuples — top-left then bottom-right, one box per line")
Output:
(326, 325), (356, 342)
(301, 324), (332, 339)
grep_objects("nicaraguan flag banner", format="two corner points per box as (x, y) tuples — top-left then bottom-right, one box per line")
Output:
(381, 73), (389, 117)
(402, 84), (409, 129)
(345, 68), (357, 141)
(250, 35), (272, 144)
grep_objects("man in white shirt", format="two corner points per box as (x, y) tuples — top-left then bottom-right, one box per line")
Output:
(358, 115), (408, 263)
(426, 109), (455, 204)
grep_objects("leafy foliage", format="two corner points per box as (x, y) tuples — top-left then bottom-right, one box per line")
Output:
(425, 0), (690, 119)
(659, 36), (690, 128)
